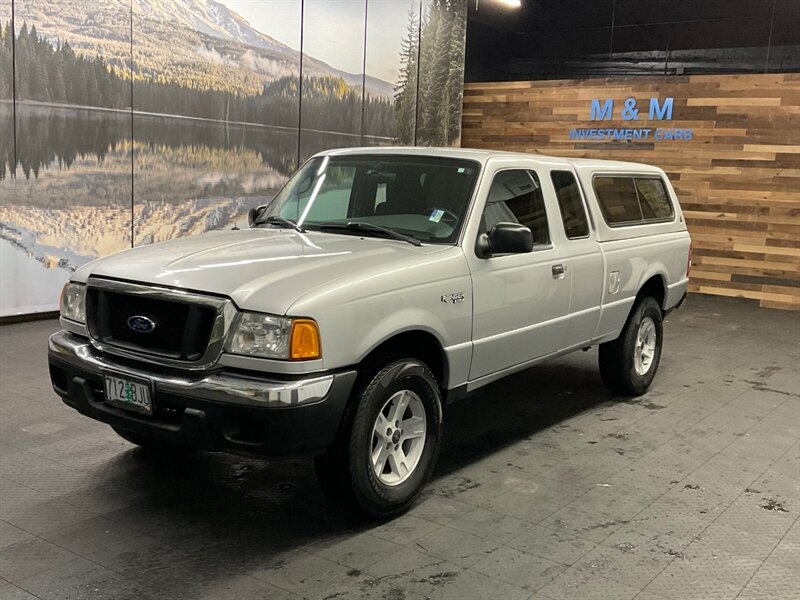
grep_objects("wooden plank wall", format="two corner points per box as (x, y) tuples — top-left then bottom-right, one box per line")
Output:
(462, 74), (800, 310)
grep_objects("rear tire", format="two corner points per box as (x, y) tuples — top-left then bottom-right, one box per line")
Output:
(599, 297), (663, 396)
(314, 358), (442, 519)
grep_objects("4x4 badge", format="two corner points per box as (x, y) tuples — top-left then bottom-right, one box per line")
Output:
(441, 292), (465, 304)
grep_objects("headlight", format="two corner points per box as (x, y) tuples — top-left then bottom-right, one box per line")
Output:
(60, 282), (86, 323)
(225, 312), (321, 360)
(226, 312), (290, 358)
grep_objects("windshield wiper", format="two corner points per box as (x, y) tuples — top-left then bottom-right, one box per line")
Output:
(253, 216), (305, 233)
(312, 221), (422, 247)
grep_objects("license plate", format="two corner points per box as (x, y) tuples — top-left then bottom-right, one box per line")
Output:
(104, 374), (153, 415)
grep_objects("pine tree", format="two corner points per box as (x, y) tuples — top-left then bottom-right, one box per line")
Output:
(72, 64), (88, 106)
(95, 57), (111, 107)
(86, 64), (99, 106)
(0, 22), (10, 100)
(51, 64), (66, 103)
(395, 7), (420, 144)
(417, 0), (445, 145)
(445, 0), (467, 145)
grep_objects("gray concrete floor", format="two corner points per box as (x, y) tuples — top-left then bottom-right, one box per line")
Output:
(0, 295), (798, 600)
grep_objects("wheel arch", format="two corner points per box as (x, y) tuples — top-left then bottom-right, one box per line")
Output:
(636, 273), (667, 311)
(356, 329), (448, 392)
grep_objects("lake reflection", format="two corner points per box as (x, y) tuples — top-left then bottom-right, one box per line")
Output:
(0, 101), (375, 315)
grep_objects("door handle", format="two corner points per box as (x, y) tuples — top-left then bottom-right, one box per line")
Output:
(552, 264), (567, 279)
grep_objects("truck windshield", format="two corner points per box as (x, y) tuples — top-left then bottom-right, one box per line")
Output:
(256, 155), (481, 244)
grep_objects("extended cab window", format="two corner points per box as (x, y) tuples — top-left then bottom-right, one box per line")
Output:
(482, 169), (550, 245)
(593, 175), (674, 226)
(551, 170), (589, 239)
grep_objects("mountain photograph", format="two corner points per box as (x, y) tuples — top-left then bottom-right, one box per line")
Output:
(11, 0), (398, 96)
(0, 0), (468, 316)
(7, 0), (396, 131)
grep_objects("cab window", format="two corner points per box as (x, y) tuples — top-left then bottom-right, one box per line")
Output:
(482, 169), (550, 245)
(551, 170), (589, 239)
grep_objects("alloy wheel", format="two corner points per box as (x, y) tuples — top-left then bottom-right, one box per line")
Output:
(371, 389), (427, 486)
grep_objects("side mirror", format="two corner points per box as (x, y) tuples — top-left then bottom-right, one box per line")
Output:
(476, 222), (533, 258)
(248, 205), (266, 226)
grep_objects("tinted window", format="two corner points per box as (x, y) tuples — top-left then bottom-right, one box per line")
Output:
(551, 170), (589, 238)
(593, 175), (675, 226)
(483, 169), (550, 245)
(635, 178), (674, 220)
(593, 176), (643, 225)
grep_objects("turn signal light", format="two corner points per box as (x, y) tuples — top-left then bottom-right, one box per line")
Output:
(290, 319), (321, 360)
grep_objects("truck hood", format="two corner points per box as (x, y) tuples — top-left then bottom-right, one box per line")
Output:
(76, 228), (451, 315)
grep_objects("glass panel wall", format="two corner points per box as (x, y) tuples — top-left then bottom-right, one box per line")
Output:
(1, 0), (469, 316)
(132, 0), (301, 246)
(298, 0), (367, 161)
(2, 0), (132, 316)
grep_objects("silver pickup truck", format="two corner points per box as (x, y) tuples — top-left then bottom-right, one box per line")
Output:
(49, 147), (690, 517)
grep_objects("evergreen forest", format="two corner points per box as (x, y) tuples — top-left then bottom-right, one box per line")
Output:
(0, 21), (395, 137)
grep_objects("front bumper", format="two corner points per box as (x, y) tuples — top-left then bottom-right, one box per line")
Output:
(48, 330), (357, 458)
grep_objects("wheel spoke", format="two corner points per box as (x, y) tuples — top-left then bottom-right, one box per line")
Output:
(401, 416), (425, 440)
(375, 413), (390, 438)
(388, 450), (409, 479)
(372, 442), (391, 473)
(388, 390), (410, 423)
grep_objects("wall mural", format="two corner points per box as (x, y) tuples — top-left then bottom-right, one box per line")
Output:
(0, 0), (468, 317)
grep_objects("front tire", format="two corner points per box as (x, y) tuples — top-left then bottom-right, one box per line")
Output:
(314, 358), (442, 518)
(599, 297), (664, 396)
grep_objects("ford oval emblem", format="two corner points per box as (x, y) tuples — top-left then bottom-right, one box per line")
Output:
(127, 315), (156, 334)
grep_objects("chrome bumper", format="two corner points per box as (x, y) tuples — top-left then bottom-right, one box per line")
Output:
(48, 330), (335, 408)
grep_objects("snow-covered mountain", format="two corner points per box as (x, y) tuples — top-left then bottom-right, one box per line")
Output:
(134, 0), (292, 56)
(10, 0), (395, 98)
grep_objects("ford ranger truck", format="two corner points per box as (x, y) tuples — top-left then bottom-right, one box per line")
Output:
(49, 148), (691, 517)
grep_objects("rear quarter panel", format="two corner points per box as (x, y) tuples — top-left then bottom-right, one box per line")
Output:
(593, 232), (690, 341)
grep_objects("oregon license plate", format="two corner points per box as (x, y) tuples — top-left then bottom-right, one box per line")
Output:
(104, 374), (153, 415)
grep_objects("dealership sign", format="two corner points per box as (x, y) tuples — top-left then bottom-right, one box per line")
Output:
(568, 97), (693, 142)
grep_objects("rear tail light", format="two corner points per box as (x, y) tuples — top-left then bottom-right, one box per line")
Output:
(687, 244), (692, 276)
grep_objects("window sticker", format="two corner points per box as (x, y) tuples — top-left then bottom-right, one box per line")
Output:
(430, 209), (445, 223)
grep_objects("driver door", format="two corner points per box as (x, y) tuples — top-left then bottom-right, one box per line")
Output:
(468, 168), (571, 381)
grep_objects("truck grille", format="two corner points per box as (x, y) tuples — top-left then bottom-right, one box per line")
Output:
(86, 287), (217, 361)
